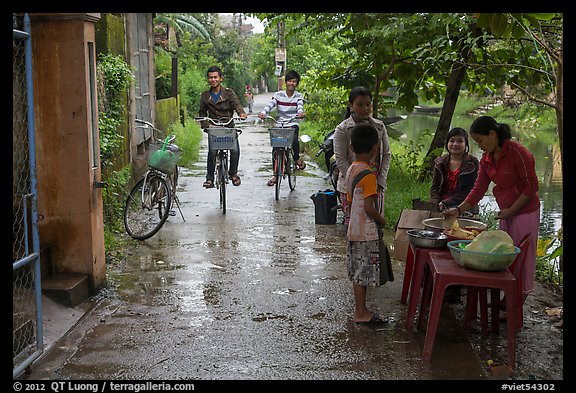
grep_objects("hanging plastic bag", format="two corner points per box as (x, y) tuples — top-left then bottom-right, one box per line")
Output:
(148, 136), (178, 174)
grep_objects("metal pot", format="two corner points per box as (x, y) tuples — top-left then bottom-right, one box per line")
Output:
(422, 217), (487, 233)
(407, 229), (448, 248)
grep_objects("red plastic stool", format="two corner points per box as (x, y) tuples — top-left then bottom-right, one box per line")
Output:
(419, 251), (519, 368)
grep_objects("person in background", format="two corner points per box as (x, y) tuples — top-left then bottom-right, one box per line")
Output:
(199, 65), (247, 189)
(345, 124), (389, 324)
(259, 70), (306, 186)
(333, 86), (391, 225)
(245, 88), (254, 114)
(430, 127), (479, 215)
(443, 115), (540, 309)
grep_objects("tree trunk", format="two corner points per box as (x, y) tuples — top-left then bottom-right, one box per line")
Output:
(419, 61), (466, 180)
(373, 75), (382, 119)
(420, 25), (481, 181)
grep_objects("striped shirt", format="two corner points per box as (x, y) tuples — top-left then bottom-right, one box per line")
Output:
(261, 90), (304, 127)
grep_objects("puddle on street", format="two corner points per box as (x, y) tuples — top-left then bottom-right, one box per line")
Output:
(98, 126), (489, 380)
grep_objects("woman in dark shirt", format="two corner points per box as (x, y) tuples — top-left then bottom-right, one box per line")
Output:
(430, 127), (479, 215)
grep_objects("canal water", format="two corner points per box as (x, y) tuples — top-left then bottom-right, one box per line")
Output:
(387, 111), (563, 240)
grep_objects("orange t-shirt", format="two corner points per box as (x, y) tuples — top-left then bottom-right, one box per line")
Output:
(346, 162), (379, 241)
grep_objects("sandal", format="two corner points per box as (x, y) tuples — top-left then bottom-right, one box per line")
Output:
(267, 176), (277, 186)
(203, 180), (214, 189)
(231, 174), (241, 187)
(296, 159), (306, 170)
(355, 315), (390, 325)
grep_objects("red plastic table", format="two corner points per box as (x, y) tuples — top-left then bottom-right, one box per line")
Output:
(402, 244), (450, 331)
(419, 251), (518, 367)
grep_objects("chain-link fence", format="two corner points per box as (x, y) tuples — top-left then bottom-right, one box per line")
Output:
(13, 13), (43, 378)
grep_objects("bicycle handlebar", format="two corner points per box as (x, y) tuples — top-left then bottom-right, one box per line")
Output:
(135, 119), (176, 144)
(259, 114), (305, 124)
(194, 116), (246, 127)
(316, 144), (330, 157)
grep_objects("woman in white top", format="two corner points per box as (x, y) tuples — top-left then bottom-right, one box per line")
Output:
(333, 86), (391, 225)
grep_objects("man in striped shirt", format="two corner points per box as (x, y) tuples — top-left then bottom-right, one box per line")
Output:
(259, 70), (306, 186)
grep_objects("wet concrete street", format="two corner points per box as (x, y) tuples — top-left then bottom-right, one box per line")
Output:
(21, 94), (497, 381)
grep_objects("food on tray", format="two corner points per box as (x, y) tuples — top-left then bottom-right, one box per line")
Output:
(464, 230), (516, 253)
(445, 219), (480, 239)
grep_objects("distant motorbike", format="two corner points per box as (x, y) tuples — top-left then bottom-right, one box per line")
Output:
(314, 129), (341, 205)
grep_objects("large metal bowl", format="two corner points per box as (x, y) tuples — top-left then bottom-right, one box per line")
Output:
(407, 229), (448, 248)
(422, 217), (487, 233)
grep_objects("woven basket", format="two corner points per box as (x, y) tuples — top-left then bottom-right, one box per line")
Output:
(269, 128), (295, 148)
(207, 128), (238, 151)
(447, 240), (520, 272)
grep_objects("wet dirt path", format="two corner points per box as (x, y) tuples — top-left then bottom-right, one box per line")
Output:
(22, 105), (493, 380)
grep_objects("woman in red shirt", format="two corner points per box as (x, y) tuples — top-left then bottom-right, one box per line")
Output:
(444, 116), (540, 304)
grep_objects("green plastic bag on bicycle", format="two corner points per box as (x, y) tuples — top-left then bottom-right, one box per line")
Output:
(148, 136), (179, 174)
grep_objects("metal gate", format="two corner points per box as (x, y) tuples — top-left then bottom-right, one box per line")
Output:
(13, 13), (44, 378)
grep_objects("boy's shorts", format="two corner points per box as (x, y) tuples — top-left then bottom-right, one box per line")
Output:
(347, 239), (381, 287)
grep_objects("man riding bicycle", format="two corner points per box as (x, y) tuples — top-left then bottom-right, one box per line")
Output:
(199, 65), (247, 188)
(258, 70), (306, 186)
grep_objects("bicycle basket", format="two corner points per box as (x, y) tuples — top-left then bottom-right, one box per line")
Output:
(148, 138), (181, 174)
(207, 127), (238, 151)
(269, 128), (295, 148)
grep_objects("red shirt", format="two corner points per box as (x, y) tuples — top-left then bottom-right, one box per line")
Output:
(465, 140), (540, 215)
(444, 167), (460, 196)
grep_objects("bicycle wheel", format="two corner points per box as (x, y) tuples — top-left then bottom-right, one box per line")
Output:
(274, 149), (284, 200)
(219, 152), (228, 214)
(124, 174), (172, 240)
(287, 149), (296, 191)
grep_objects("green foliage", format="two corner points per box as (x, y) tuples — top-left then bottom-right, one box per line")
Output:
(154, 47), (173, 99)
(97, 53), (133, 161)
(299, 74), (348, 135)
(384, 152), (431, 230)
(391, 128), (438, 179)
(154, 13), (211, 42)
(178, 66), (207, 117)
(536, 228), (563, 286)
(168, 118), (203, 167)
(486, 101), (558, 141)
(101, 165), (131, 234)
(97, 54), (133, 249)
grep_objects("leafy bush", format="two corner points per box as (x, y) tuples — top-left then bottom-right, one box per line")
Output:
(168, 118), (203, 166)
(154, 47), (173, 99)
(96, 54), (133, 245)
(97, 53), (133, 162)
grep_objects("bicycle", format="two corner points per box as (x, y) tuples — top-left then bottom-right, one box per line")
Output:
(261, 115), (304, 200)
(123, 119), (186, 240)
(194, 116), (244, 214)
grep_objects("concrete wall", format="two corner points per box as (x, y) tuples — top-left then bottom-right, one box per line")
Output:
(155, 96), (180, 133)
(30, 13), (106, 288)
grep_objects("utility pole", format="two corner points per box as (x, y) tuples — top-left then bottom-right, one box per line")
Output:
(275, 19), (286, 91)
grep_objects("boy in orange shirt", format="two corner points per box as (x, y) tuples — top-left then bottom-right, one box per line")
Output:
(345, 124), (389, 324)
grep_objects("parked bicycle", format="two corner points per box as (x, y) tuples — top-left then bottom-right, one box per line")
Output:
(260, 115), (304, 200)
(195, 116), (244, 214)
(124, 119), (186, 240)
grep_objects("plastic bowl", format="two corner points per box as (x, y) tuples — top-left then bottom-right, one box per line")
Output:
(447, 240), (520, 272)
